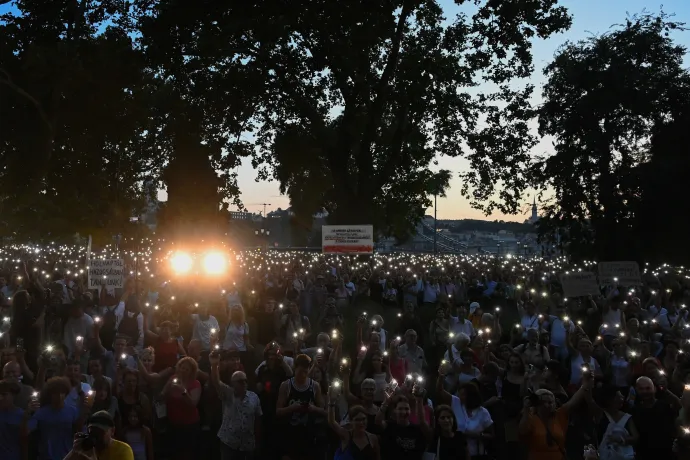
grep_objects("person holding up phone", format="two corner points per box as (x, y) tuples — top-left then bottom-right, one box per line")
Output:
(518, 374), (593, 460)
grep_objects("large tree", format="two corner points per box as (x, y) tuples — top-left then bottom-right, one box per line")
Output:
(533, 12), (690, 261)
(0, 0), (160, 242)
(136, 0), (571, 240)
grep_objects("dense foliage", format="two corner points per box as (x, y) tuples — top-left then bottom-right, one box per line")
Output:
(533, 12), (690, 263)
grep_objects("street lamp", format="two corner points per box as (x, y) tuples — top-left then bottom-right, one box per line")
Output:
(255, 228), (271, 249)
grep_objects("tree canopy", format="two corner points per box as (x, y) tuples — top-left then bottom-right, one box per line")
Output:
(135, 0), (572, 240)
(532, 12), (690, 263)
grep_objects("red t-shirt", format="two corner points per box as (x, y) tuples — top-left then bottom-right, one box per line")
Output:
(166, 378), (201, 425)
(153, 339), (179, 372)
(389, 357), (408, 384)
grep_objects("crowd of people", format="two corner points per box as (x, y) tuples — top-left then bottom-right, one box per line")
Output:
(0, 244), (689, 460)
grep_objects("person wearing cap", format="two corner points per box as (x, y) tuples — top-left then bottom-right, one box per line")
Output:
(65, 410), (134, 460)
(468, 302), (483, 329)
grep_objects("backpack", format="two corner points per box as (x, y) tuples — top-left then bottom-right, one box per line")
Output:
(99, 307), (118, 350)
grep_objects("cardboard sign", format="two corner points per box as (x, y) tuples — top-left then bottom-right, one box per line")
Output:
(598, 261), (642, 286)
(88, 259), (124, 289)
(560, 272), (600, 298)
(322, 225), (374, 254)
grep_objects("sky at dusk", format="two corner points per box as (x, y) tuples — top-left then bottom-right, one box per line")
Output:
(2, 1), (689, 221)
(235, 0), (690, 221)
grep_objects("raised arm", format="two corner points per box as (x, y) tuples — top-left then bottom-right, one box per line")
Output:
(326, 387), (349, 441)
(436, 366), (452, 406)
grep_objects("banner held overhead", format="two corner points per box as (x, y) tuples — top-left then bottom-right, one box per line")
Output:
(560, 272), (600, 298)
(88, 259), (125, 290)
(598, 261), (642, 286)
(322, 225), (374, 254)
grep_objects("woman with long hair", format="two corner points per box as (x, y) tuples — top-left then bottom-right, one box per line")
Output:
(160, 357), (201, 460)
(90, 376), (119, 423)
(353, 350), (391, 404)
(387, 339), (408, 384)
(335, 279), (350, 311)
(224, 304), (254, 370)
(120, 404), (154, 460)
(118, 369), (152, 429)
(428, 405), (470, 460)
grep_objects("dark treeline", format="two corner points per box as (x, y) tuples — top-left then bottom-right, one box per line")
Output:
(1, 2), (689, 263)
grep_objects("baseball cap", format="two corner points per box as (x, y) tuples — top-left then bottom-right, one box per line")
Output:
(87, 410), (115, 431)
(469, 302), (480, 315)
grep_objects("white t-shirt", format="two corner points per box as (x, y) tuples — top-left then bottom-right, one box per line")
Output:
(191, 314), (220, 351)
(451, 395), (493, 456)
(223, 322), (249, 351)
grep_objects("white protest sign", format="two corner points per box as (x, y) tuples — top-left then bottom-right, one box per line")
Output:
(88, 259), (125, 290)
(598, 261), (642, 286)
(322, 225), (374, 254)
(560, 272), (600, 298)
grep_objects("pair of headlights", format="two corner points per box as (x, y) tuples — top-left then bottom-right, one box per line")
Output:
(170, 252), (226, 274)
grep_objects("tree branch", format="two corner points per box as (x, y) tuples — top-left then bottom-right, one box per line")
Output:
(357, 0), (416, 199)
(0, 68), (54, 137)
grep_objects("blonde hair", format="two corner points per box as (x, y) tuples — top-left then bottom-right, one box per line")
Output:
(140, 347), (154, 361)
(230, 304), (246, 324)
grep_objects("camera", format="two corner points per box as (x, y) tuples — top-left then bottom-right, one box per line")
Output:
(75, 427), (105, 451)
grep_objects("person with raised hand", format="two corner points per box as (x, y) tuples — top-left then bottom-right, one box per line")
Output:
(210, 352), (262, 460)
(375, 381), (431, 460)
(327, 381), (380, 460)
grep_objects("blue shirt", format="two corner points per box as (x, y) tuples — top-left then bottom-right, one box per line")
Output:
(0, 407), (37, 460)
(32, 405), (79, 460)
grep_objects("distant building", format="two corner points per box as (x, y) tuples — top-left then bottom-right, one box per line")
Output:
(229, 211), (262, 221)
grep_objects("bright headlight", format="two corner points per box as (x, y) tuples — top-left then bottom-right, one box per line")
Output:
(171, 252), (193, 274)
(203, 252), (226, 275)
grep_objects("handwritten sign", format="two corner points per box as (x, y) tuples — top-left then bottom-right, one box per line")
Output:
(598, 261), (641, 286)
(322, 225), (374, 254)
(88, 259), (124, 289)
(560, 272), (600, 298)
